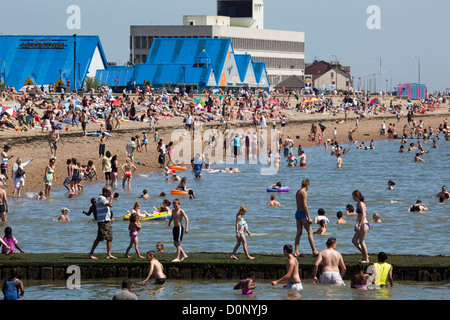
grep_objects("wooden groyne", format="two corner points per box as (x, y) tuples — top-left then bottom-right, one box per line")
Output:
(0, 253), (449, 282)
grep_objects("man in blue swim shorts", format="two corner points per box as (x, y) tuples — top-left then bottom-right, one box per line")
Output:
(295, 210), (307, 220)
(295, 179), (318, 257)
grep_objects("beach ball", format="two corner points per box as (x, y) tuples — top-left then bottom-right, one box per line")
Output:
(65, 127), (69, 131)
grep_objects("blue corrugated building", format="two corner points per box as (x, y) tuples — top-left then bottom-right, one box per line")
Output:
(95, 38), (270, 90)
(0, 35), (108, 91)
(0, 35), (269, 91)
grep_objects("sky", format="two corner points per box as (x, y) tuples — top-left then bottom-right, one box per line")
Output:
(1, 0), (449, 92)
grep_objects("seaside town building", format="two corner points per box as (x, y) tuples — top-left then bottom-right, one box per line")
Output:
(304, 60), (353, 92)
(130, 0), (305, 87)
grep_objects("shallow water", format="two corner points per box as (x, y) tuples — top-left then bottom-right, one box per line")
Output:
(4, 137), (450, 257)
(16, 278), (450, 300)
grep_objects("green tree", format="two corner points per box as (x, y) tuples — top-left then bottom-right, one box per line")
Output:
(83, 76), (100, 92)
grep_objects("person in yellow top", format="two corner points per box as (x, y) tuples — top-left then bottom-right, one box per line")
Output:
(373, 252), (393, 288)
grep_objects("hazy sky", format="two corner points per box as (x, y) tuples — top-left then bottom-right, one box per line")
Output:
(1, 0), (449, 92)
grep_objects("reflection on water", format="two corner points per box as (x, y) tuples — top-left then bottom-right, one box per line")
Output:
(16, 279), (450, 300)
(6, 138), (449, 256)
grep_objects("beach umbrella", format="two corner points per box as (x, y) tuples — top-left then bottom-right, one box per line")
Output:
(194, 102), (205, 110)
(269, 98), (279, 105)
(113, 100), (122, 106)
(369, 98), (379, 105)
(194, 98), (205, 106)
(0, 106), (17, 117)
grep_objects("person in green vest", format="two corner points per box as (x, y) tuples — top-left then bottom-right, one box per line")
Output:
(373, 252), (393, 288)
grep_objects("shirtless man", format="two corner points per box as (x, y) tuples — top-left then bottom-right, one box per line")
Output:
(294, 179), (318, 257)
(142, 250), (167, 285)
(1, 145), (13, 182)
(282, 136), (294, 157)
(432, 185), (449, 203)
(267, 194), (281, 207)
(0, 183), (9, 222)
(271, 244), (303, 290)
(312, 237), (346, 286)
(48, 125), (60, 159)
(167, 199), (189, 262)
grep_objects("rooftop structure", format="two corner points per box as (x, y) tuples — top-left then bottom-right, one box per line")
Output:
(130, 0), (304, 87)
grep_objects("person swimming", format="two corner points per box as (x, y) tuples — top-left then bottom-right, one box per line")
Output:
(269, 182), (282, 189)
(408, 199), (428, 212)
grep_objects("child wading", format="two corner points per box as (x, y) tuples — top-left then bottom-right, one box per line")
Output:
(230, 206), (255, 260)
(124, 212), (145, 259)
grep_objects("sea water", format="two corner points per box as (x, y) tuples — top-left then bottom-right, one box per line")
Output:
(2, 138), (450, 301)
(6, 138), (449, 256)
(18, 278), (450, 300)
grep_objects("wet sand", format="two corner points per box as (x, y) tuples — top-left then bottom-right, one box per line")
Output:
(1, 94), (449, 196)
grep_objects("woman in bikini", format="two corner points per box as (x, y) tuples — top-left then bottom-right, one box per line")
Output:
(121, 159), (137, 189)
(230, 206), (255, 260)
(351, 190), (370, 263)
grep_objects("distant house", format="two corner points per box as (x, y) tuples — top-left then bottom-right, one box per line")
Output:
(305, 60), (352, 91)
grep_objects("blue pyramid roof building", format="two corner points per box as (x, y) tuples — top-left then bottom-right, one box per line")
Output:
(0, 35), (108, 90)
(113, 38), (269, 90)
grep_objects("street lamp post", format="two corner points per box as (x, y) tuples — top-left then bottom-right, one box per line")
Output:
(73, 34), (77, 93)
(372, 57), (382, 93)
(78, 62), (81, 92)
(411, 56), (420, 84)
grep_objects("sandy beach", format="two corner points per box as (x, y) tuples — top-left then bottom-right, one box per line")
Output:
(1, 94), (449, 196)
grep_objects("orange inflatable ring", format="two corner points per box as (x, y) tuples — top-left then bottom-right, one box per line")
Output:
(168, 166), (187, 171)
(171, 190), (189, 196)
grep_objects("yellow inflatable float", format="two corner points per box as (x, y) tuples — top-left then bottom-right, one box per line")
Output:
(123, 211), (171, 221)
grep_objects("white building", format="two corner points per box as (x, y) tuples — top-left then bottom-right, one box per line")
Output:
(130, 0), (305, 87)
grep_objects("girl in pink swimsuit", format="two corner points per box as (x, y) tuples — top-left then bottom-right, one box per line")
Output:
(124, 212), (145, 259)
(233, 272), (257, 295)
(351, 263), (370, 290)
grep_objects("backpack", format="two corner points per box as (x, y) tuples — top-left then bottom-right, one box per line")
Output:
(15, 167), (25, 179)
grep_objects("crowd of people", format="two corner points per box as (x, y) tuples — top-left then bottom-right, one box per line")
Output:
(0, 84), (449, 300)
